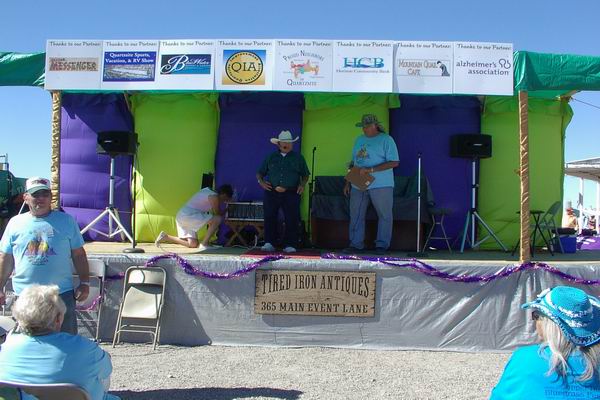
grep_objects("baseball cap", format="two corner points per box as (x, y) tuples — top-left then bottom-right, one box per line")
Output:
(25, 177), (51, 194)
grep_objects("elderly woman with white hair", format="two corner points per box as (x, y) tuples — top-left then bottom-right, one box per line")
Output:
(491, 286), (600, 399)
(0, 285), (119, 400)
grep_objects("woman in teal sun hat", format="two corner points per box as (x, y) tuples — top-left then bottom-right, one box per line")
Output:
(491, 286), (600, 399)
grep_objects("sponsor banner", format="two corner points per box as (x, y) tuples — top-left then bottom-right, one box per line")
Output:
(273, 39), (333, 92)
(45, 40), (102, 90)
(155, 39), (215, 90)
(100, 40), (159, 90)
(255, 270), (376, 317)
(453, 42), (513, 96)
(215, 39), (274, 91)
(333, 40), (394, 93)
(394, 41), (453, 94)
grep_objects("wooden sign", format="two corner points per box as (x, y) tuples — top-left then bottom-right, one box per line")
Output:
(255, 270), (376, 317)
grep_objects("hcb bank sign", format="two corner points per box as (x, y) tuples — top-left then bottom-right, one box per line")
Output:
(342, 57), (385, 69)
(333, 40), (394, 92)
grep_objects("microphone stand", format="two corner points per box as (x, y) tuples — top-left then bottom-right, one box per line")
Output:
(408, 152), (428, 258)
(307, 146), (317, 247)
(123, 142), (144, 254)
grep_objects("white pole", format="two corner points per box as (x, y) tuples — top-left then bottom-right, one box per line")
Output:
(595, 182), (600, 232)
(579, 178), (585, 233)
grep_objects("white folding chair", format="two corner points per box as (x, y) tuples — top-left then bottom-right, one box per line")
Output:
(0, 380), (91, 400)
(74, 259), (106, 341)
(112, 266), (166, 350)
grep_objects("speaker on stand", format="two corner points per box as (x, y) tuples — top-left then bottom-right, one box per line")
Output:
(450, 134), (507, 252)
(80, 131), (143, 253)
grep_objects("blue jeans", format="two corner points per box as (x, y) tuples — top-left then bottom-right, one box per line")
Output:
(349, 187), (394, 249)
(60, 290), (78, 335)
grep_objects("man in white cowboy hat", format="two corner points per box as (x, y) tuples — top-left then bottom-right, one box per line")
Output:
(0, 177), (90, 335)
(344, 114), (399, 255)
(256, 130), (310, 253)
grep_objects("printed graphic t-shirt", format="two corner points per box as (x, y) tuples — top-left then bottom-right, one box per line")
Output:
(351, 133), (399, 190)
(490, 344), (600, 400)
(0, 211), (84, 295)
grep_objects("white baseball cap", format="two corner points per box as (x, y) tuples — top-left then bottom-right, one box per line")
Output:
(25, 177), (51, 194)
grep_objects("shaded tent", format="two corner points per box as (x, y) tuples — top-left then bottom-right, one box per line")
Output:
(512, 51), (600, 260)
(565, 157), (600, 231)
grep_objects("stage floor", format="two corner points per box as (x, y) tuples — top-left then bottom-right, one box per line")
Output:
(83, 241), (600, 264)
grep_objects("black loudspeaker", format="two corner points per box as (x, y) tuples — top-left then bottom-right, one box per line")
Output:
(97, 131), (138, 155)
(450, 134), (492, 159)
(202, 173), (214, 189)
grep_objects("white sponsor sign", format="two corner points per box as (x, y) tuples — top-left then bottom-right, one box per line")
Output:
(394, 41), (453, 94)
(155, 39), (215, 90)
(273, 39), (333, 92)
(333, 40), (394, 93)
(453, 42), (513, 96)
(45, 40), (102, 90)
(215, 39), (274, 91)
(100, 40), (159, 90)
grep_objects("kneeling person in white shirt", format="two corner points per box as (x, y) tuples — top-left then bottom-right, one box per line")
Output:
(155, 185), (233, 250)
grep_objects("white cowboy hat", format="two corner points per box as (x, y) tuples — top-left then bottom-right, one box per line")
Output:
(270, 130), (299, 145)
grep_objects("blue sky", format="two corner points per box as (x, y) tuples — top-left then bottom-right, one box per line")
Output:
(1, 0), (599, 207)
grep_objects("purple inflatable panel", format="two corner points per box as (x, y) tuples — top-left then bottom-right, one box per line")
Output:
(390, 95), (481, 247)
(60, 93), (133, 241)
(215, 92), (304, 201)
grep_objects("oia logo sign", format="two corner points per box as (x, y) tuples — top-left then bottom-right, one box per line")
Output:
(223, 50), (265, 85)
(343, 57), (384, 68)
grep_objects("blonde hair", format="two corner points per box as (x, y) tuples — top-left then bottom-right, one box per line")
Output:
(13, 285), (66, 335)
(539, 316), (600, 382)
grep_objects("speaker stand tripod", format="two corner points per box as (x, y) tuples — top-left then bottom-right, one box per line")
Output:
(460, 158), (507, 252)
(81, 156), (134, 243)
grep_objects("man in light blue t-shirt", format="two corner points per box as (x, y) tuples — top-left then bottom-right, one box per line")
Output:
(343, 115), (399, 255)
(0, 177), (90, 334)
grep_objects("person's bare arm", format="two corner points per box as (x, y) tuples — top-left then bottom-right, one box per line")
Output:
(358, 161), (400, 175)
(256, 173), (273, 191)
(72, 247), (90, 301)
(0, 252), (15, 305)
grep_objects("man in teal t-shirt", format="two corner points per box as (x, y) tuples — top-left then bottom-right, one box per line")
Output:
(0, 177), (90, 334)
(343, 115), (399, 255)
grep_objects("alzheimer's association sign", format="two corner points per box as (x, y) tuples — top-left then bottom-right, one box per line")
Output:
(255, 270), (376, 317)
(453, 42), (513, 96)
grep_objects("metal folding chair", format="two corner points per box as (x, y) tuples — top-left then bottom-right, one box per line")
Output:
(75, 259), (106, 341)
(112, 266), (166, 350)
(537, 201), (564, 254)
(0, 381), (91, 400)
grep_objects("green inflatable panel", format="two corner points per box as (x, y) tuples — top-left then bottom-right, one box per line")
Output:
(130, 93), (219, 242)
(478, 96), (573, 250)
(300, 93), (398, 221)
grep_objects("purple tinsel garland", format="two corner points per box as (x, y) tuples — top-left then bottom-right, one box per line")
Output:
(321, 253), (600, 286)
(95, 252), (600, 286)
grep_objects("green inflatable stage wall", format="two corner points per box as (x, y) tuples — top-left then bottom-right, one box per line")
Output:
(130, 93), (219, 242)
(300, 93), (399, 220)
(478, 96), (573, 250)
